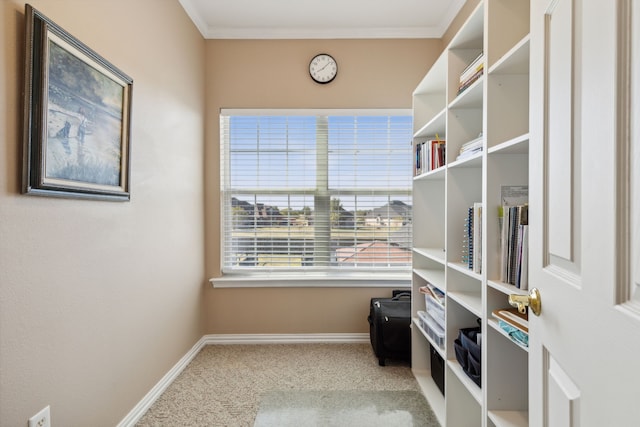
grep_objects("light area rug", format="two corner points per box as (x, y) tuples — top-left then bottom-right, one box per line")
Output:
(253, 390), (438, 427)
(136, 343), (439, 427)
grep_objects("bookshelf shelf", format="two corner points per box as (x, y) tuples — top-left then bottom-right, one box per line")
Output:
(448, 359), (482, 403)
(448, 290), (482, 318)
(448, 262), (482, 280)
(414, 108), (446, 139)
(413, 370), (446, 426)
(488, 410), (529, 427)
(449, 76), (484, 110)
(414, 53), (447, 95)
(488, 134), (529, 155)
(487, 279), (528, 296)
(413, 268), (446, 289)
(413, 247), (446, 265)
(448, 152), (483, 169)
(412, 0), (530, 425)
(413, 317), (446, 356)
(414, 165), (446, 181)
(488, 35), (530, 75)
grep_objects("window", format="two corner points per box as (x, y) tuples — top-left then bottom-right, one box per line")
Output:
(220, 109), (412, 279)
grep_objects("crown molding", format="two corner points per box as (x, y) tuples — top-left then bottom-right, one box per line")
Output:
(179, 0), (466, 40)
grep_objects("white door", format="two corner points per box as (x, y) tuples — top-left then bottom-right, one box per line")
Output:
(529, 0), (640, 426)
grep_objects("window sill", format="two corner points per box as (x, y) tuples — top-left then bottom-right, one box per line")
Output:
(210, 272), (411, 288)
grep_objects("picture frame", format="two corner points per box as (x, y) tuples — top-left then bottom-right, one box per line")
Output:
(22, 4), (133, 201)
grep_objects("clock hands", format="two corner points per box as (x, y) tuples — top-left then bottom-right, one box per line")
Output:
(317, 60), (334, 72)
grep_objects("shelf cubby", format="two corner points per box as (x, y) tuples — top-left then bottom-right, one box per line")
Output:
(447, 267), (482, 317)
(446, 167), (482, 271)
(447, 359), (483, 406)
(446, 108), (483, 161)
(486, 0), (530, 69)
(413, 108), (446, 139)
(485, 153), (528, 283)
(413, 268), (446, 291)
(413, 53), (447, 135)
(412, 177), (445, 252)
(485, 325), (529, 423)
(486, 72), (529, 148)
(413, 368), (446, 426)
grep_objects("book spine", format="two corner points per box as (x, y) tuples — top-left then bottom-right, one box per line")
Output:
(460, 61), (484, 84)
(457, 69), (484, 95)
(459, 52), (484, 81)
(473, 202), (482, 274)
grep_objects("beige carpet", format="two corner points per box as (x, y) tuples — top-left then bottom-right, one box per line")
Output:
(135, 343), (437, 426)
(253, 390), (437, 426)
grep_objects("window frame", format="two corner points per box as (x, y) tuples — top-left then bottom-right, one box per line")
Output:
(213, 108), (413, 288)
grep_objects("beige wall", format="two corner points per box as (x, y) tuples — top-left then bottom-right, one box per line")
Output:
(203, 38), (442, 334)
(442, 0), (482, 47)
(0, 1), (205, 425)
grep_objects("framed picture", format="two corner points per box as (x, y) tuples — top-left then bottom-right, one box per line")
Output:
(22, 5), (133, 201)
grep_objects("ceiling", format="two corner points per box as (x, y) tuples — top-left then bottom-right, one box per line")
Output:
(178, 0), (467, 39)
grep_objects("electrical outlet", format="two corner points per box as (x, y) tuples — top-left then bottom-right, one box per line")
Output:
(28, 405), (51, 427)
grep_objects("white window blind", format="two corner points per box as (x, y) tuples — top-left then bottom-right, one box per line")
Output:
(220, 109), (413, 274)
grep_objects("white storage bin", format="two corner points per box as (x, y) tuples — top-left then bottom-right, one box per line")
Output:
(418, 310), (445, 349)
(425, 293), (445, 329)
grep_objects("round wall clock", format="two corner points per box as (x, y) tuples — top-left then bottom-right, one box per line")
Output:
(309, 53), (338, 84)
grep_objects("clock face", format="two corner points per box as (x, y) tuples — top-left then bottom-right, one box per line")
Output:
(309, 54), (337, 84)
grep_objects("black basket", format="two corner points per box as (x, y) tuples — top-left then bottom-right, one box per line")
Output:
(454, 325), (481, 387)
(430, 344), (445, 395)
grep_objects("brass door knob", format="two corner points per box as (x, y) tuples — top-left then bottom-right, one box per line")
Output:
(508, 288), (541, 316)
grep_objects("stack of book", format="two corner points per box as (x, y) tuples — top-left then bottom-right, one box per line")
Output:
(462, 202), (482, 273)
(456, 134), (483, 161)
(457, 52), (484, 96)
(498, 185), (529, 289)
(414, 138), (446, 176)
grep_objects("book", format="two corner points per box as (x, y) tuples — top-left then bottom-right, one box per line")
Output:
(433, 139), (445, 169)
(499, 186), (529, 285)
(473, 202), (482, 274)
(461, 203), (482, 272)
(508, 206), (519, 284)
(457, 68), (484, 95)
(414, 141), (422, 176)
(499, 205), (507, 282)
(518, 224), (529, 290)
(456, 146), (482, 161)
(459, 52), (484, 84)
(459, 66), (484, 88)
(457, 134), (483, 161)
(463, 206), (473, 269)
(416, 138), (445, 174)
(500, 203), (529, 286)
(459, 135), (483, 153)
(491, 308), (528, 334)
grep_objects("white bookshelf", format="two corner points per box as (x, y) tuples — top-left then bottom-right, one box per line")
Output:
(411, 0), (531, 425)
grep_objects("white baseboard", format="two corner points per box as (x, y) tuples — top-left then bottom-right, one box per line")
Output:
(116, 335), (208, 427)
(117, 333), (369, 426)
(202, 333), (369, 345)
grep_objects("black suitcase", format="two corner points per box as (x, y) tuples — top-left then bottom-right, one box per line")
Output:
(368, 291), (412, 366)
